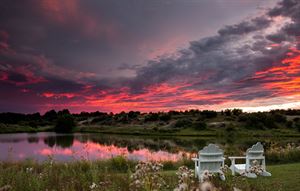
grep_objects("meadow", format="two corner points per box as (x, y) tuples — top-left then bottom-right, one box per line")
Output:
(0, 158), (299, 191)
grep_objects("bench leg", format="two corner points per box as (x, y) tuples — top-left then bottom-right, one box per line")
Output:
(230, 159), (236, 175)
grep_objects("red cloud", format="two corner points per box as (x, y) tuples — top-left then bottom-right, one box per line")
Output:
(250, 46), (300, 97)
(41, 92), (77, 99)
(39, 0), (79, 24)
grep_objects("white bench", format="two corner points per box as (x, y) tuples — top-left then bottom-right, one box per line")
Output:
(192, 144), (225, 182)
(229, 142), (271, 178)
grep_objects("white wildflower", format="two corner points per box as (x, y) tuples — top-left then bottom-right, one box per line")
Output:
(200, 181), (214, 191)
(89, 182), (97, 190)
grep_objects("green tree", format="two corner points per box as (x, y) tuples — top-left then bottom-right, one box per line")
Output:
(232, 109), (243, 116)
(43, 110), (57, 121)
(201, 110), (217, 118)
(224, 109), (232, 116)
(54, 114), (75, 133)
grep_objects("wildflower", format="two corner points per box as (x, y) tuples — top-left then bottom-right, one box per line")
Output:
(0, 185), (12, 191)
(25, 167), (33, 173)
(200, 182), (214, 191)
(201, 170), (213, 182)
(89, 182), (97, 190)
(38, 173), (43, 179)
(174, 166), (195, 191)
(233, 187), (242, 191)
(248, 160), (264, 175)
(130, 161), (167, 191)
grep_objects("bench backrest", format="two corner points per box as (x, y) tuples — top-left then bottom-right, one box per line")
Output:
(246, 142), (265, 170)
(198, 144), (224, 172)
(246, 142), (264, 158)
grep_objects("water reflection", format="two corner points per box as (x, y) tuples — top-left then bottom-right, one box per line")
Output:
(0, 132), (299, 162)
(43, 135), (74, 148)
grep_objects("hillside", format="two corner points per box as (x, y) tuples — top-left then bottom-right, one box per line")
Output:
(1, 109), (300, 136)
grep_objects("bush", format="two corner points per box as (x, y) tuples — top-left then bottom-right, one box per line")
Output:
(201, 110), (217, 118)
(272, 113), (287, 123)
(192, 121), (207, 130)
(173, 119), (192, 128)
(232, 109), (243, 116)
(225, 123), (236, 132)
(54, 114), (75, 133)
(144, 113), (159, 122)
(295, 121), (300, 132)
(159, 113), (171, 122)
(240, 112), (279, 129)
(286, 121), (293, 128)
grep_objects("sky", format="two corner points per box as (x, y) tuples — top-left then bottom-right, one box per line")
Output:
(0, 0), (300, 113)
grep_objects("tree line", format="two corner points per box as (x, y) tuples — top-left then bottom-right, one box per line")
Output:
(1, 108), (300, 132)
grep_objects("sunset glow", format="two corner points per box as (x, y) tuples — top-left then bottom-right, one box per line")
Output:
(1, 0), (300, 113)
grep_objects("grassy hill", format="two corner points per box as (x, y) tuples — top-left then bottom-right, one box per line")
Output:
(1, 109), (300, 136)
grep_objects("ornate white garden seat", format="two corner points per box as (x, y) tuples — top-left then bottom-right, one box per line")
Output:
(192, 144), (225, 182)
(229, 142), (272, 178)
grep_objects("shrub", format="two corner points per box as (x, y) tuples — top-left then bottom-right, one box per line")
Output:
(91, 114), (111, 123)
(201, 110), (217, 118)
(192, 121), (207, 130)
(295, 121), (300, 132)
(224, 109), (232, 116)
(144, 113), (159, 122)
(159, 113), (171, 122)
(232, 109), (243, 116)
(128, 111), (140, 119)
(173, 119), (192, 128)
(225, 123), (235, 131)
(286, 121), (293, 128)
(43, 110), (58, 121)
(272, 113), (287, 123)
(54, 114), (75, 133)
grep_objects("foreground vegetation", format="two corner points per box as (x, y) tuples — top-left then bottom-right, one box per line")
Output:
(0, 157), (299, 191)
(0, 134), (299, 190)
(1, 109), (300, 136)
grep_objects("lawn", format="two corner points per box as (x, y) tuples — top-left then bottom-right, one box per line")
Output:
(212, 163), (300, 191)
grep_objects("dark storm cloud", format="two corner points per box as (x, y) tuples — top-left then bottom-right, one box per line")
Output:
(218, 17), (271, 36)
(130, 0), (299, 102)
(7, 72), (27, 83)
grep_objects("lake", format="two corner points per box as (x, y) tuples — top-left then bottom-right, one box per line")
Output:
(0, 132), (299, 162)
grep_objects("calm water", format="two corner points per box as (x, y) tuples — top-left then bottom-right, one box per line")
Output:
(0, 132), (299, 162)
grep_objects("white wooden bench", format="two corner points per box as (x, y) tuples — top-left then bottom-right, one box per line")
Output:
(229, 142), (271, 178)
(192, 144), (225, 182)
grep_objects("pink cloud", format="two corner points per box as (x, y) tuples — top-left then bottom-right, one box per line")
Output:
(37, 0), (120, 40)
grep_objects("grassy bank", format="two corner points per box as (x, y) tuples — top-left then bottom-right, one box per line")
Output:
(76, 125), (300, 137)
(2, 123), (300, 137)
(0, 158), (299, 191)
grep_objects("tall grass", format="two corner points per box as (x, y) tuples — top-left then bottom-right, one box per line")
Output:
(266, 143), (300, 164)
(1, 158), (300, 191)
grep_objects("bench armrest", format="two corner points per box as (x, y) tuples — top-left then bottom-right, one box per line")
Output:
(192, 158), (198, 161)
(228, 156), (246, 160)
(248, 156), (265, 160)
